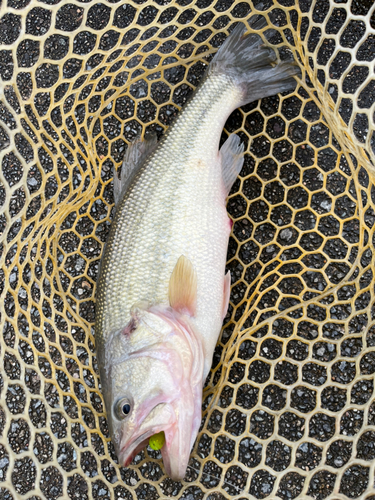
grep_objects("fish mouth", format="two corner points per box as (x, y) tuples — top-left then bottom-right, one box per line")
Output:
(118, 403), (175, 468)
(120, 427), (169, 467)
(117, 393), (202, 480)
(120, 430), (158, 467)
(119, 403), (199, 481)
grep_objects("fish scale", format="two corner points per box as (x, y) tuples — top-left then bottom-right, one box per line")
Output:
(96, 74), (238, 355)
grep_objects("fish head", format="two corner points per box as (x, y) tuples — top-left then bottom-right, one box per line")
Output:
(101, 304), (204, 480)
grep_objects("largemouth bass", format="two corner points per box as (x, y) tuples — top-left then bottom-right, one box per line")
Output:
(95, 20), (299, 480)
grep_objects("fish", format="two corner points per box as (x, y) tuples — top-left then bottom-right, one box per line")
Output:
(95, 19), (299, 480)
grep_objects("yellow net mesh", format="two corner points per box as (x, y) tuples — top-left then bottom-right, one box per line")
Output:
(0, 0), (375, 498)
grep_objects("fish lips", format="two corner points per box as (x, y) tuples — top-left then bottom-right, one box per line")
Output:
(161, 431), (192, 481)
(161, 400), (202, 481)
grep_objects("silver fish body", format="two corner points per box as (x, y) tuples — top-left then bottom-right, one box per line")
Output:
(95, 21), (299, 479)
(97, 72), (238, 357)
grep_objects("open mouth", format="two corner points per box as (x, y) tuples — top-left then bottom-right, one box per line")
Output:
(118, 403), (175, 467)
(118, 426), (170, 467)
(120, 428), (162, 467)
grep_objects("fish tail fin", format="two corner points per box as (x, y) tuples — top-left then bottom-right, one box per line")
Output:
(209, 19), (300, 106)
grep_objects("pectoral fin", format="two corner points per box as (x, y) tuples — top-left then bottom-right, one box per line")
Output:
(114, 134), (158, 205)
(222, 271), (231, 319)
(169, 256), (197, 317)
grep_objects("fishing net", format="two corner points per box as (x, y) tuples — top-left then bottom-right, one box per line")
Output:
(0, 0), (374, 498)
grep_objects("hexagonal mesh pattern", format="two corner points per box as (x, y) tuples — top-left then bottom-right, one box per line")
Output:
(0, 0), (374, 498)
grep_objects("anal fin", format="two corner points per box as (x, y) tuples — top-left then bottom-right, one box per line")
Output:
(114, 134), (158, 205)
(222, 271), (231, 319)
(220, 134), (244, 195)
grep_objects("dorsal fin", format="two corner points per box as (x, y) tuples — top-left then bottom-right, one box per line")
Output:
(169, 256), (197, 317)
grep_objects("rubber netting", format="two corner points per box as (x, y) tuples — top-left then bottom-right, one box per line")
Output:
(0, 0), (375, 498)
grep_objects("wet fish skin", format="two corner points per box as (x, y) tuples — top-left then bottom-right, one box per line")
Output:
(95, 21), (299, 480)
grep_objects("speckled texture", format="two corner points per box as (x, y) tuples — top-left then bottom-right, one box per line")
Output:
(96, 74), (237, 350)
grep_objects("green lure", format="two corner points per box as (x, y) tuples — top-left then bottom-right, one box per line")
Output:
(149, 431), (165, 450)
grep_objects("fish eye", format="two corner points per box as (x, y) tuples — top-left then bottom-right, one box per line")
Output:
(114, 398), (132, 419)
(122, 403), (131, 415)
